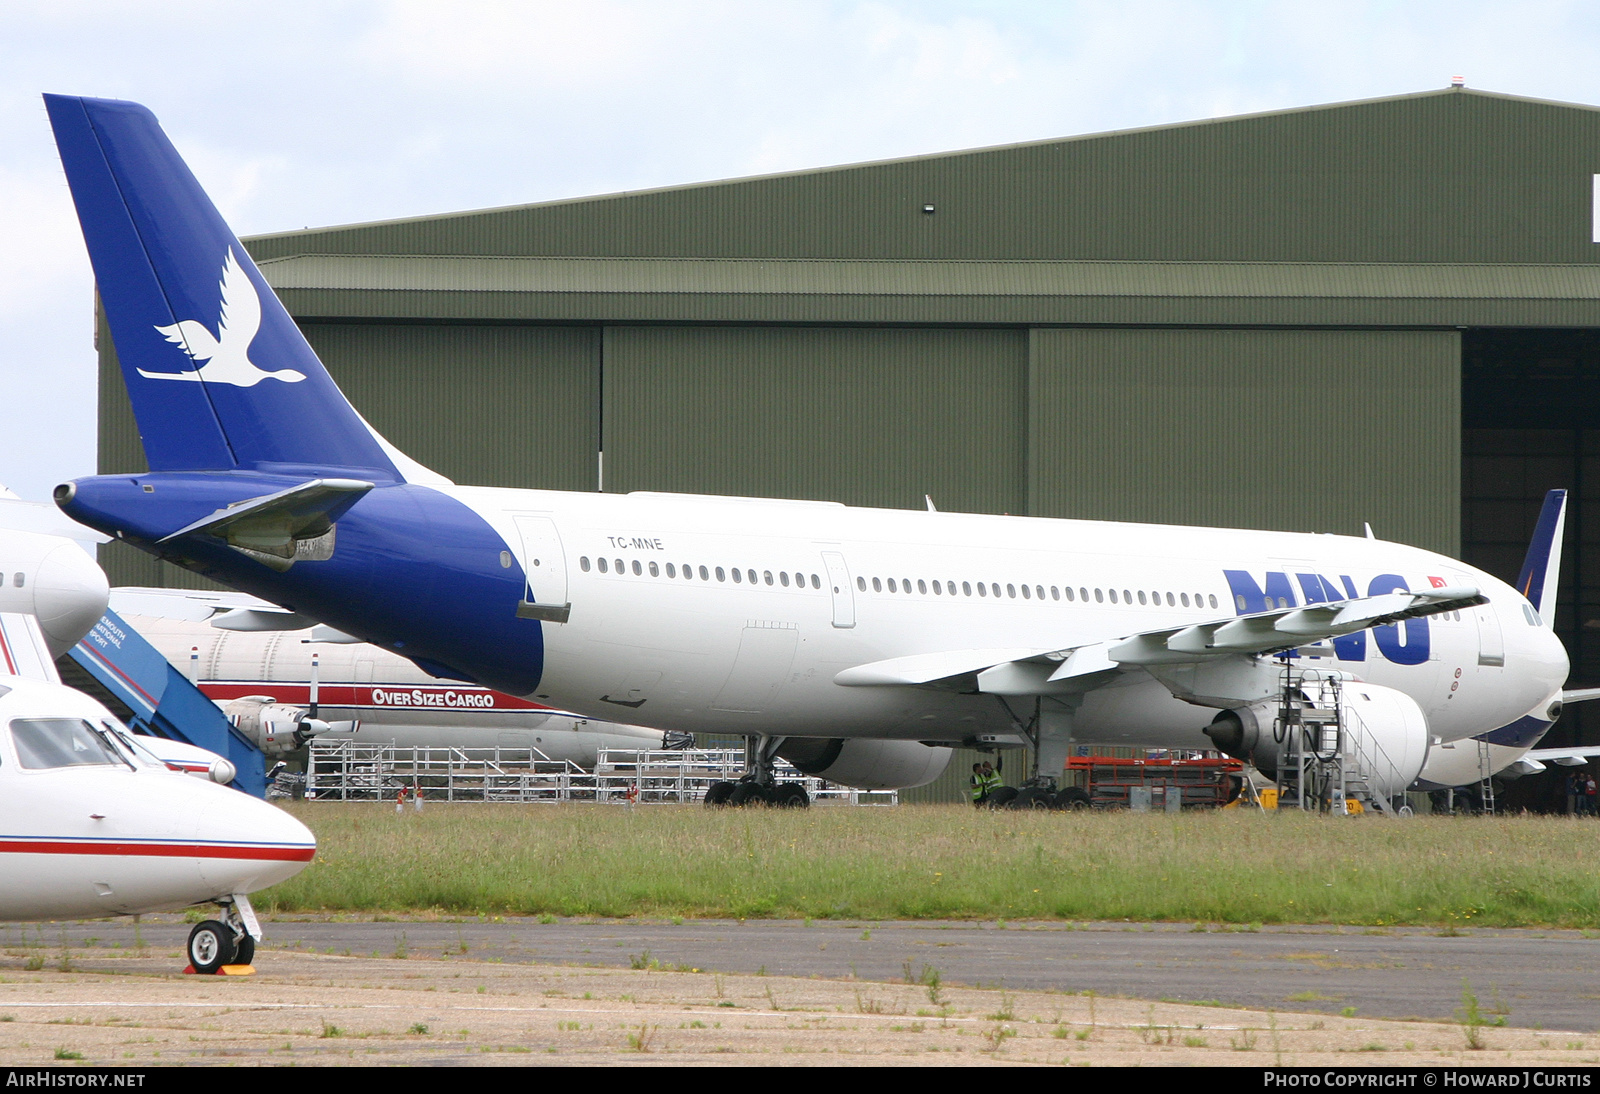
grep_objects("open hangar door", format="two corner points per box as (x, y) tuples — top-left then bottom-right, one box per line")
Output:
(1463, 329), (1600, 811)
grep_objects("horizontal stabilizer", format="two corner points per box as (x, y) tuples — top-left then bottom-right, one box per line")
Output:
(158, 478), (372, 569)
(1527, 745), (1600, 765)
(0, 613), (62, 683)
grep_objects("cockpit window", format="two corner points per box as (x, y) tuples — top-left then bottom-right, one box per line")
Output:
(10, 718), (125, 769)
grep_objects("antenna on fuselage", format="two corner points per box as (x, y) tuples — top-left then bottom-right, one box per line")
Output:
(925, 495), (938, 512)
(1363, 522), (1375, 540)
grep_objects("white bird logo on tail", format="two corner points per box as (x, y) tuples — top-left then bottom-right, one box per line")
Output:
(140, 249), (305, 387)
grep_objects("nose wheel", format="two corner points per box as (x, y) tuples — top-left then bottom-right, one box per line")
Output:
(186, 920), (237, 974)
(185, 893), (260, 974)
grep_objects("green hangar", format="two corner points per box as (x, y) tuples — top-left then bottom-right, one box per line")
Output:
(97, 85), (1600, 781)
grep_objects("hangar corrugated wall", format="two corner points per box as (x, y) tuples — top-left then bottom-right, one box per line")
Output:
(92, 87), (1600, 800)
(1027, 328), (1461, 544)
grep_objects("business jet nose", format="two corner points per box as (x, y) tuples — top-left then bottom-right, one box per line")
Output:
(32, 541), (109, 656)
(193, 790), (317, 896)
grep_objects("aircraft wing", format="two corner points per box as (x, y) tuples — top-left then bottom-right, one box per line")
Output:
(833, 648), (1060, 688)
(1086, 584), (1483, 669)
(1562, 687), (1600, 704)
(834, 584), (1484, 699)
(211, 607), (317, 632)
(0, 493), (111, 543)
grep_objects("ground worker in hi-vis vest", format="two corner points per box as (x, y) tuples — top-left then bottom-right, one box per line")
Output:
(971, 758), (1004, 806)
(969, 763), (987, 807)
(980, 758), (1003, 802)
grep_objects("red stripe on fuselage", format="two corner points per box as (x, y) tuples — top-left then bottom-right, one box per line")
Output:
(0, 839), (315, 861)
(197, 681), (552, 712)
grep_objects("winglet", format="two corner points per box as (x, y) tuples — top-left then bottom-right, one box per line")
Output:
(1516, 488), (1567, 623)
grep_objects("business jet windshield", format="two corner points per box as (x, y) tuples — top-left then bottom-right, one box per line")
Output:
(44, 93), (1574, 812)
(10, 717), (129, 769)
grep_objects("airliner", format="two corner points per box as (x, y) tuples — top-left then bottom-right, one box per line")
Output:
(42, 94), (1576, 808)
(0, 486), (315, 974)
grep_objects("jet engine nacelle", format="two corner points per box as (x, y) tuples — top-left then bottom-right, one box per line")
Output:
(775, 738), (952, 790)
(223, 695), (358, 756)
(1204, 682), (1430, 800)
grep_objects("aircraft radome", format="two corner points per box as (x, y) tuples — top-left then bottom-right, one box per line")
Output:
(43, 94), (1580, 811)
(0, 485), (315, 973)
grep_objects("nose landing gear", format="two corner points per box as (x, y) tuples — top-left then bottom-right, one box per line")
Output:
(184, 893), (261, 974)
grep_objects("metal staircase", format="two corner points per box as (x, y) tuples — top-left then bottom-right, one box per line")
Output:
(1272, 664), (1394, 816)
(62, 608), (265, 796)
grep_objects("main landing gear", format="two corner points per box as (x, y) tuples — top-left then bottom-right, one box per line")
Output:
(988, 784), (1091, 810)
(185, 894), (261, 975)
(986, 695), (1092, 810)
(704, 735), (810, 808)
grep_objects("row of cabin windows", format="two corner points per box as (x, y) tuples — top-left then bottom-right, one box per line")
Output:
(579, 556), (822, 589)
(860, 575), (1218, 610)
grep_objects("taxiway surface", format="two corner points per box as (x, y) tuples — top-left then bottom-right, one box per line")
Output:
(5, 918), (1594, 1031)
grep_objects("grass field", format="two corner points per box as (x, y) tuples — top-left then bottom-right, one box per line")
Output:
(259, 803), (1600, 928)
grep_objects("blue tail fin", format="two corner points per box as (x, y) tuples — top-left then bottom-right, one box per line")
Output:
(45, 95), (399, 480)
(1516, 488), (1567, 623)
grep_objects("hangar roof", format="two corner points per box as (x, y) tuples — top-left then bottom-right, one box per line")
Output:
(247, 87), (1600, 271)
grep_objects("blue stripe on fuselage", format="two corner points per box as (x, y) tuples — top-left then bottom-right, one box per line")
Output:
(60, 472), (542, 695)
(1474, 715), (1551, 750)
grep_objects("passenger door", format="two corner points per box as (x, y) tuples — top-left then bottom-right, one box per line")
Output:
(513, 514), (570, 624)
(820, 550), (855, 629)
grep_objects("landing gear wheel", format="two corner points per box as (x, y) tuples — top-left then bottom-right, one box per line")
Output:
(986, 786), (1018, 809)
(704, 781), (736, 807)
(1010, 786), (1055, 810)
(187, 920), (237, 975)
(729, 782), (769, 806)
(232, 933), (256, 967)
(1053, 787), (1091, 811)
(774, 783), (810, 808)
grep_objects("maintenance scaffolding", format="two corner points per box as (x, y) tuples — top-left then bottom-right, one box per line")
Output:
(303, 741), (898, 806)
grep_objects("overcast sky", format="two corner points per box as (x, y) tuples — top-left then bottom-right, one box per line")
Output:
(3, 0), (1600, 503)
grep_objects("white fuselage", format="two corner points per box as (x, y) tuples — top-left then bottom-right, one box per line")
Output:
(447, 488), (1567, 750)
(0, 678), (314, 921)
